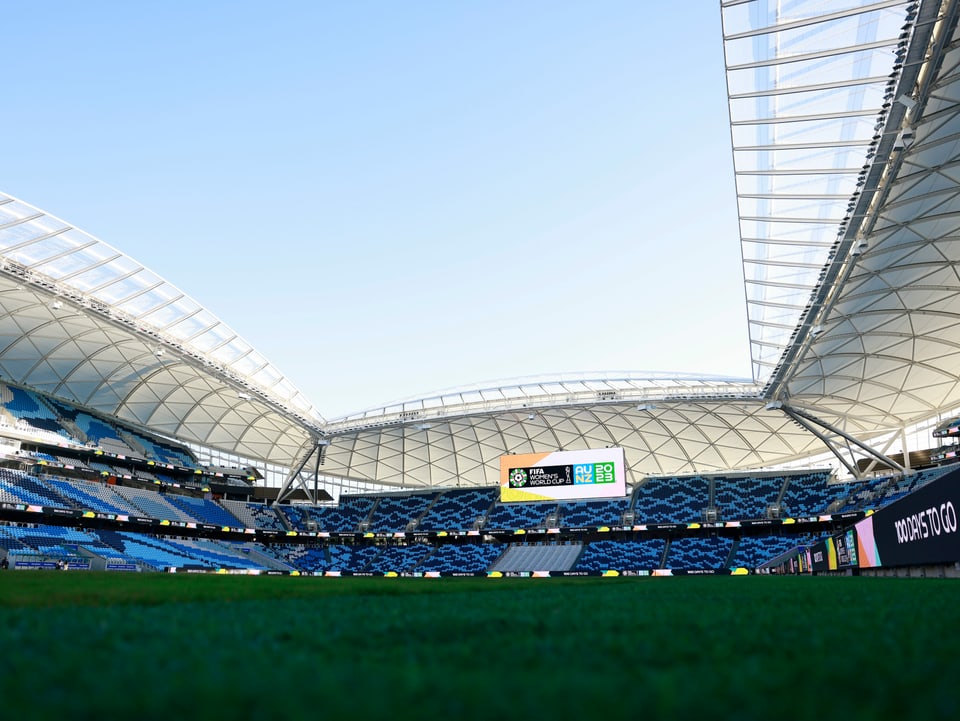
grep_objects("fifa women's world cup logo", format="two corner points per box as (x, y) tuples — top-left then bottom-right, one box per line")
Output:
(509, 468), (528, 488)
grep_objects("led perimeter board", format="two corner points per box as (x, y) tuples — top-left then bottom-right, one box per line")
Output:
(499, 448), (626, 502)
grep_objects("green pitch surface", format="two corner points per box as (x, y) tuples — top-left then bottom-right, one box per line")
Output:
(0, 573), (957, 720)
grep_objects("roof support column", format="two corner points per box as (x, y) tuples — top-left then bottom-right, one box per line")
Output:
(858, 429), (906, 477)
(768, 402), (908, 479)
(901, 427), (911, 472)
(275, 437), (329, 505)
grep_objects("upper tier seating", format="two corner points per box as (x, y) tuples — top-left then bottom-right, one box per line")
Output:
(908, 465), (955, 490)
(276, 504), (310, 531)
(713, 475), (783, 520)
(485, 502), (556, 530)
(317, 495), (377, 532)
(556, 497), (630, 527)
(219, 500), (287, 530)
(416, 488), (498, 531)
(836, 465), (956, 512)
(779, 470), (838, 516)
(366, 492), (438, 532)
(632, 475), (710, 523)
(125, 431), (196, 467)
(0, 384), (72, 440)
(72, 412), (136, 454)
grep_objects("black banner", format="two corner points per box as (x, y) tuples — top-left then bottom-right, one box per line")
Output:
(642, 523), (684, 532)
(105, 562), (139, 572)
(740, 519), (777, 527)
(834, 528), (859, 569)
(809, 538), (831, 572)
(868, 468), (960, 567)
(43, 506), (81, 519)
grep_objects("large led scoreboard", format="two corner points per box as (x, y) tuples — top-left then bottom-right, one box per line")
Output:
(499, 448), (627, 502)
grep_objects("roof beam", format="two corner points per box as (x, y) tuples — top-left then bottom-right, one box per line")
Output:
(724, 0), (907, 42)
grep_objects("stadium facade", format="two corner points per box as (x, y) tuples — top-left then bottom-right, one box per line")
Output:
(1, 0), (959, 504)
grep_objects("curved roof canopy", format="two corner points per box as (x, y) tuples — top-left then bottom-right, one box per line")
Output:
(0, 192), (322, 466)
(315, 373), (823, 489)
(781, 0), (960, 436)
(723, 0), (919, 383)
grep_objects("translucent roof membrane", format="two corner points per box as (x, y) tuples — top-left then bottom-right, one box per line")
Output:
(315, 375), (824, 488)
(327, 372), (758, 427)
(721, 0), (912, 383)
(0, 192), (321, 423)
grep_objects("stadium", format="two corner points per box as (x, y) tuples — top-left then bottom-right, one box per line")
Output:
(0, 0), (958, 579)
(3, 2), (960, 718)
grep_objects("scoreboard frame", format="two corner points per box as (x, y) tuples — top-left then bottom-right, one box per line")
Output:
(499, 448), (627, 502)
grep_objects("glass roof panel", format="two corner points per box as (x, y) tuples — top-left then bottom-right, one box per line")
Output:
(720, 0), (897, 37)
(734, 146), (870, 172)
(105, 275), (176, 310)
(734, 173), (861, 197)
(724, 7), (904, 65)
(9, 233), (83, 267)
(0, 191), (321, 420)
(0, 199), (53, 227)
(0, 223), (54, 253)
(738, 197), (850, 219)
(722, 0), (911, 384)
(727, 48), (902, 96)
(223, 346), (259, 371)
(730, 86), (889, 124)
(731, 117), (877, 150)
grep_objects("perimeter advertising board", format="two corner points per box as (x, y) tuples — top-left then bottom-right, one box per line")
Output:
(809, 537), (836, 572)
(500, 448), (626, 502)
(856, 466), (960, 569)
(834, 527), (859, 569)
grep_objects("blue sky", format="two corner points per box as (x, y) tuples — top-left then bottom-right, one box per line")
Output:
(4, 2), (749, 418)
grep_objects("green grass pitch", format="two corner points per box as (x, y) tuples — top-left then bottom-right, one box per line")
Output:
(0, 573), (957, 720)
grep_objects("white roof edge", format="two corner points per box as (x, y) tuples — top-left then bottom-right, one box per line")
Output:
(0, 190), (324, 425)
(324, 371), (761, 429)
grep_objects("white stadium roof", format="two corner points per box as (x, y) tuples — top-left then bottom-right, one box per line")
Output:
(0, 193), (323, 467)
(3, 0), (960, 498)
